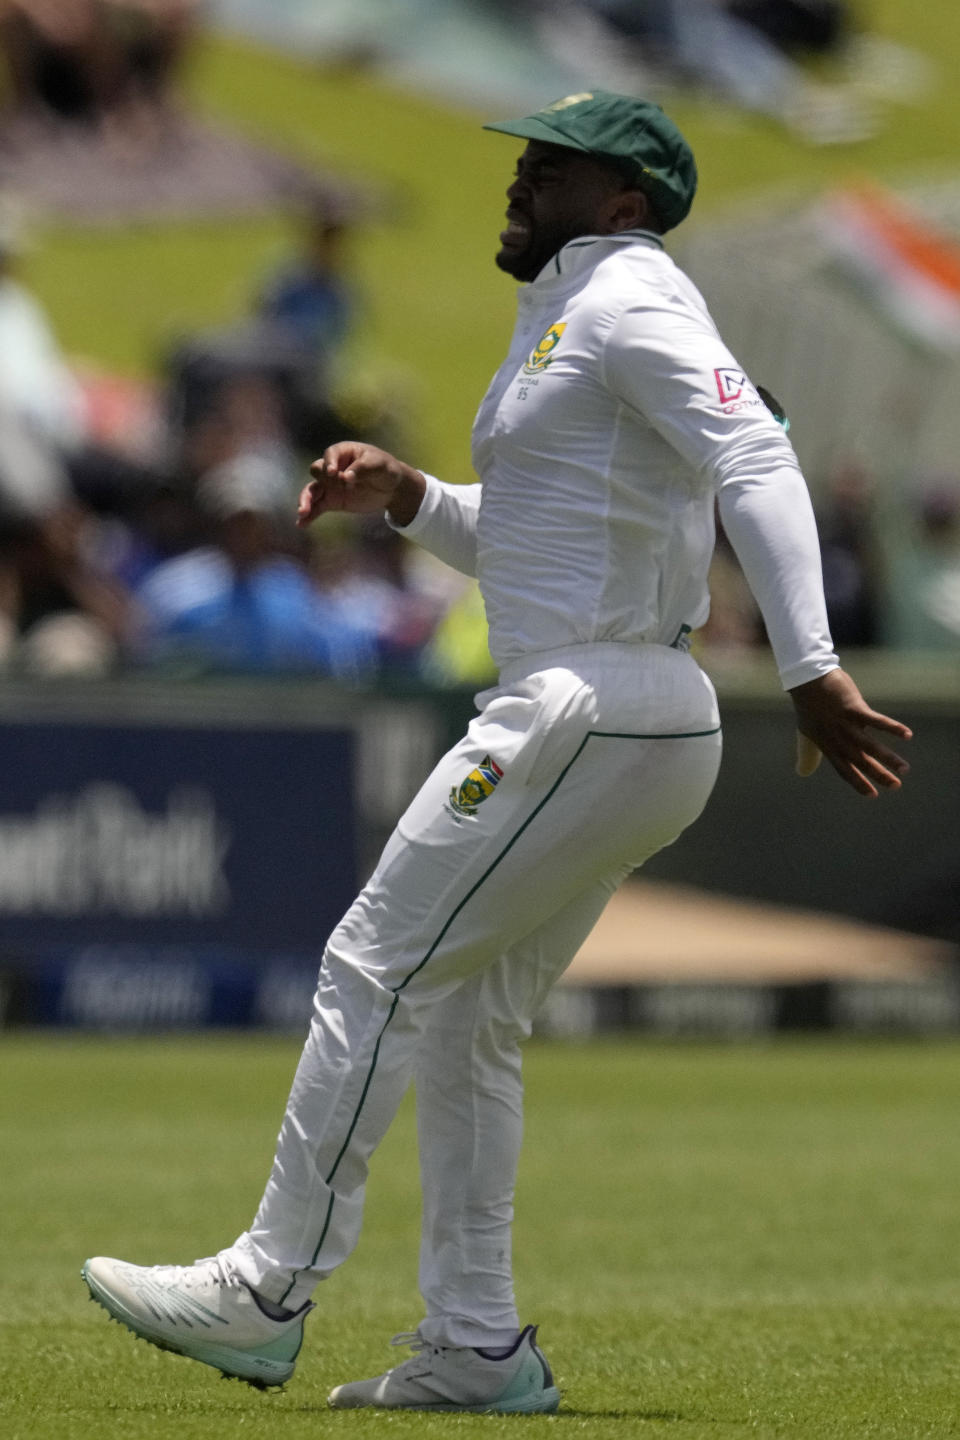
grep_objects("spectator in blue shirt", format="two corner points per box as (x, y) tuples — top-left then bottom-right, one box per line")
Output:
(136, 451), (377, 678)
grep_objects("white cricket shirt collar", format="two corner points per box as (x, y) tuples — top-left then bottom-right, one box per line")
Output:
(529, 229), (664, 288)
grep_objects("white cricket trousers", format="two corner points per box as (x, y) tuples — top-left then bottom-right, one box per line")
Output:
(227, 642), (722, 1342)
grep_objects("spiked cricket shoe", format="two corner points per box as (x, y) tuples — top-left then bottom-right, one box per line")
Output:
(328, 1324), (560, 1412)
(82, 1254), (312, 1388)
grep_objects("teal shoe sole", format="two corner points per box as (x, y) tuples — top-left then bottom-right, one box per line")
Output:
(81, 1262), (299, 1389)
(434, 1385), (561, 1414)
(330, 1385), (562, 1414)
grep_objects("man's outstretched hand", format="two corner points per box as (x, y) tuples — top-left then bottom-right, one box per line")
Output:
(297, 442), (426, 528)
(790, 668), (912, 798)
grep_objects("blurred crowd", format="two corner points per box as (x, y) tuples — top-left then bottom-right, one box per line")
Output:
(0, 185), (957, 689)
(523, 0), (931, 145)
(702, 458), (960, 660)
(0, 194), (478, 684)
(0, 183), (956, 690)
(208, 0), (932, 150)
(0, 1), (952, 686)
(0, 0), (198, 146)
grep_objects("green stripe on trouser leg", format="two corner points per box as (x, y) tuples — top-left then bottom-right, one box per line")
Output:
(225, 647), (722, 1324)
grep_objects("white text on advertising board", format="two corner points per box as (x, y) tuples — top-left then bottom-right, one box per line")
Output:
(0, 784), (231, 916)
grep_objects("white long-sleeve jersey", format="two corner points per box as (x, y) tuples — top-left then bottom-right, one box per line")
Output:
(399, 230), (838, 690)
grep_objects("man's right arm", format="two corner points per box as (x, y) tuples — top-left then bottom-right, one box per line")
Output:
(298, 441), (481, 577)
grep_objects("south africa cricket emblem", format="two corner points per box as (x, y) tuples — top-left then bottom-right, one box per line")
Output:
(523, 322), (567, 374)
(448, 755), (504, 819)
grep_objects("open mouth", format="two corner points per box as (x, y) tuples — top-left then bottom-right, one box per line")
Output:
(499, 212), (531, 248)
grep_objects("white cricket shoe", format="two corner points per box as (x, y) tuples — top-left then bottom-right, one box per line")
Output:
(82, 1254), (312, 1388)
(328, 1324), (560, 1413)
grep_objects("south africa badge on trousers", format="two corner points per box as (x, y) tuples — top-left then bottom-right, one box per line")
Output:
(449, 755), (504, 819)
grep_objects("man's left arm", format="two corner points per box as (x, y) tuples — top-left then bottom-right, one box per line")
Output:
(715, 460), (912, 797)
(605, 299), (911, 796)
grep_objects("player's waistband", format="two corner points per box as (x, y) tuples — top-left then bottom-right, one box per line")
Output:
(497, 639), (697, 687)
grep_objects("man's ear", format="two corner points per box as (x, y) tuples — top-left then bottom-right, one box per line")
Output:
(603, 187), (654, 234)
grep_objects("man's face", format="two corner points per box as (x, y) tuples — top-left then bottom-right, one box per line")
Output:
(495, 141), (633, 282)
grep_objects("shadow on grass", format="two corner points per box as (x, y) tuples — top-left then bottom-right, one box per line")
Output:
(73, 1394), (708, 1425)
(553, 1410), (701, 1423)
(281, 1405), (704, 1422)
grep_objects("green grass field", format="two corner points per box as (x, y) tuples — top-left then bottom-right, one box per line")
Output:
(3, 1034), (959, 1438)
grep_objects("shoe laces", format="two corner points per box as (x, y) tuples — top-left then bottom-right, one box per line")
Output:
(163, 1255), (240, 1289)
(390, 1330), (430, 1353)
(386, 1331), (453, 1378)
(390, 1330), (476, 1360)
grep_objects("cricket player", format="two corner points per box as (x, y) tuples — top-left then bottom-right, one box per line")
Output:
(83, 92), (911, 1413)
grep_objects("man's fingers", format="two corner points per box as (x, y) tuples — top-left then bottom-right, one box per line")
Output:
(788, 671), (912, 798)
(318, 446), (379, 494)
(808, 726), (909, 796)
(296, 479), (322, 526)
(826, 737), (905, 795)
(858, 751), (904, 790)
(848, 766), (879, 799)
(305, 442), (410, 519)
(830, 755), (879, 798)
(298, 472), (351, 525)
(862, 707), (913, 740)
(795, 728), (907, 783)
(852, 716), (911, 780)
(862, 737), (910, 776)
(314, 445), (359, 486)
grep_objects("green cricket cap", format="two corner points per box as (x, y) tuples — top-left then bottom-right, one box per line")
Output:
(483, 90), (697, 232)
